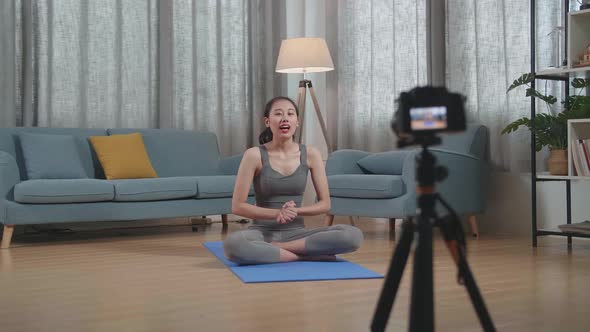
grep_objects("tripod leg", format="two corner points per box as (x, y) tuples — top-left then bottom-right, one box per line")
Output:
(456, 255), (496, 332)
(296, 83), (307, 144)
(440, 218), (496, 332)
(433, 194), (495, 330)
(371, 218), (414, 332)
(409, 215), (434, 332)
(308, 85), (332, 153)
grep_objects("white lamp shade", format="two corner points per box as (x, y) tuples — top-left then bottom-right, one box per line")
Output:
(275, 37), (335, 74)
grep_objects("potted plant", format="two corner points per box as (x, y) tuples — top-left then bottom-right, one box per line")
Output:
(501, 74), (590, 175)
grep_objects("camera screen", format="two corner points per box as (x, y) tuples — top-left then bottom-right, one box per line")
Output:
(409, 106), (448, 131)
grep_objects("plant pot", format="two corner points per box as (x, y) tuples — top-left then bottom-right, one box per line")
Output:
(548, 149), (568, 175)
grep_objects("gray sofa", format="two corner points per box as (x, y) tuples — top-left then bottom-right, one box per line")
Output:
(0, 127), (251, 248)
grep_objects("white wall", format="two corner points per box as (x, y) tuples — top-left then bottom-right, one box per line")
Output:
(479, 171), (590, 236)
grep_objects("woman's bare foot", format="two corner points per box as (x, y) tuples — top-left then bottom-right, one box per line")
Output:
(272, 242), (337, 262)
(278, 248), (300, 262)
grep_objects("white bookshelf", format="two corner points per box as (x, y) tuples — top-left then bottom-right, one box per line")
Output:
(537, 172), (590, 180)
(568, 119), (590, 177)
(568, 9), (590, 70)
(570, 8), (590, 16)
(536, 66), (590, 77)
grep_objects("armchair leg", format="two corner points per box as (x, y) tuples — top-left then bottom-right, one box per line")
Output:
(388, 219), (395, 241)
(325, 214), (335, 226)
(1, 225), (14, 249)
(388, 219), (403, 242)
(468, 215), (479, 238)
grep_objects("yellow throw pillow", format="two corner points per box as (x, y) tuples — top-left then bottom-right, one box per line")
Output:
(89, 133), (158, 180)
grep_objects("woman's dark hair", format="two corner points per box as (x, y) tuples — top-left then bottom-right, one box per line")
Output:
(258, 96), (299, 145)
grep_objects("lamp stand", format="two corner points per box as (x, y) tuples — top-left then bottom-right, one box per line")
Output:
(295, 79), (332, 153)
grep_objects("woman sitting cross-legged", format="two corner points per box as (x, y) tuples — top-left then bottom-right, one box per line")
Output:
(223, 96), (363, 265)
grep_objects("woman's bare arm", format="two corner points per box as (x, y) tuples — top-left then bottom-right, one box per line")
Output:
(231, 147), (282, 220)
(296, 146), (331, 216)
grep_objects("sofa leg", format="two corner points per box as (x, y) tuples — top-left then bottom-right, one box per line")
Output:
(1, 225), (14, 249)
(221, 214), (229, 235)
(325, 214), (335, 226)
(221, 214), (228, 228)
(468, 215), (479, 238)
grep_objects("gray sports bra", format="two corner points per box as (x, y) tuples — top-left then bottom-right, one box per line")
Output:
(250, 144), (308, 230)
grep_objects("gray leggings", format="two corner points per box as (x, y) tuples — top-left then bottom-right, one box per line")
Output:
(223, 224), (363, 265)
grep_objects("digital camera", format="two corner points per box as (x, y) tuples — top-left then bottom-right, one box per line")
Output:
(391, 86), (466, 143)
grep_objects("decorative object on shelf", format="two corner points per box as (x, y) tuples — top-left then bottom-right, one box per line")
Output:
(501, 74), (590, 175)
(548, 149), (568, 175)
(573, 43), (590, 68)
(558, 220), (590, 234)
(579, 0), (590, 10)
(547, 26), (565, 68)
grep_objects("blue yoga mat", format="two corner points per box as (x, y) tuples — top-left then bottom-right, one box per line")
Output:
(204, 241), (383, 283)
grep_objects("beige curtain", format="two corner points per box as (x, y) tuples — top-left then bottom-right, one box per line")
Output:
(330, 0), (429, 152)
(9, 0), (286, 156)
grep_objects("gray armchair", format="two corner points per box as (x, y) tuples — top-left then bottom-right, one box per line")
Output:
(324, 124), (489, 238)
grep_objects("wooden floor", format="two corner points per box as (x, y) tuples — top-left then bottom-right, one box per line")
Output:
(1, 217), (590, 332)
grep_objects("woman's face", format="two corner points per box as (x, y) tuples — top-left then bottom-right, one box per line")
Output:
(265, 99), (299, 140)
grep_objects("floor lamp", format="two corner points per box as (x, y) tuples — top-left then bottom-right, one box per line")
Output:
(275, 38), (334, 153)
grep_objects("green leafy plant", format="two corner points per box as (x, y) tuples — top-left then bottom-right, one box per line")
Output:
(501, 74), (590, 151)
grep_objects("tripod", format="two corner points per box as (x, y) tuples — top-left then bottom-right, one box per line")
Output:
(295, 79), (332, 153)
(370, 136), (496, 332)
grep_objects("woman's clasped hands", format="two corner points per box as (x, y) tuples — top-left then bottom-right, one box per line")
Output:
(276, 200), (298, 224)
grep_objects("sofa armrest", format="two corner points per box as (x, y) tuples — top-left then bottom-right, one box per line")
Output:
(218, 154), (243, 175)
(0, 151), (21, 223)
(401, 149), (488, 215)
(325, 150), (371, 175)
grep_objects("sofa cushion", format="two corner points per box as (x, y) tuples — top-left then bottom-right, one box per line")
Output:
(110, 177), (197, 202)
(107, 129), (221, 177)
(14, 179), (114, 204)
(195, 175), (235, 198)
(89, 133), (158, 180)
(1, 128), (108, 181)
(328, 174), (405, 199)
(19, 132), (88, 179)
(195, 175), (253, 198)
(356, 151), (414, 175)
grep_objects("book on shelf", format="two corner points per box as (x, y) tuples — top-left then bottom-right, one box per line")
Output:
(583, 140), (590, 175)
(558, 221), (590, 235)
(572, 140), (582, 176)
(570, 139), (590, 176)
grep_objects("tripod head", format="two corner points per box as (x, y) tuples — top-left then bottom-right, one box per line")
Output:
(409, 135), (449, 190)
